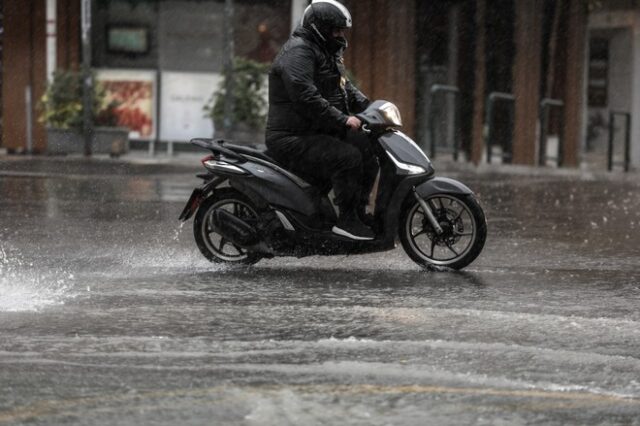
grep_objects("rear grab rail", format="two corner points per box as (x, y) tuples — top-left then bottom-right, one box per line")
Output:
(190, 138), (245, 162)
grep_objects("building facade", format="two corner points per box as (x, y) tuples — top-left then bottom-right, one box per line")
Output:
(5, 0), (633, 171)
(586, 1), (640, 169)
(2, 0), (291, 153)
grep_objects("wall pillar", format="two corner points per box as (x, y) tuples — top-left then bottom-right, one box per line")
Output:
(2, 0), (46, 153)
(345, 0), (416, 137)
(57, 0), (81, 70)
(470, 0), (486, 165)
(2, 0), (80, 153)
(512, 0), (543, 165)
(559, 0), (587, 167)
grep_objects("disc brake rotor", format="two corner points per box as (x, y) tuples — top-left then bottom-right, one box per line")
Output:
(422, 206), (465, 247)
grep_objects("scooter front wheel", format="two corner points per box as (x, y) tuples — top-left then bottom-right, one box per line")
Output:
(399, 193), (486, 270)
(193, 189), (262, 266)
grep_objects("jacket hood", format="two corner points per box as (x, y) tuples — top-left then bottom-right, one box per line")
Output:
(292, 25), (344, 55)
(292, 25), (326, 50)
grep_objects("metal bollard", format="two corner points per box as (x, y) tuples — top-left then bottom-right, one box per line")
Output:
(25, 86), (33, 154)
(538, 98), (564, 167)
(608, 111), (631, 172)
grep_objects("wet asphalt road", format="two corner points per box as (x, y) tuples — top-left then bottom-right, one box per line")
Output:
(1, 156), (639, 425)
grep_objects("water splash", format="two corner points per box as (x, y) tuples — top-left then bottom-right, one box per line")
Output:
(80, 223), (214, 280)
(173, 221), (186, 242)
(0, 245), (76, 312)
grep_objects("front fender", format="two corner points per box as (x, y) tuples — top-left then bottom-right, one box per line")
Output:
(414, 177), (473, 199)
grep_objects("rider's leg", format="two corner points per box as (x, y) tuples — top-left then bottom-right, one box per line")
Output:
(278, 134), (374, 240)
(343, 131), (379, 220)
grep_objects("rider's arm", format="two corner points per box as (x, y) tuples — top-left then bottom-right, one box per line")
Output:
(277, 45), (349, 130)
(345, 80), (370, 114)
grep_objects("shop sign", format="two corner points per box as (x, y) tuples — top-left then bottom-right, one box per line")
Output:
(159, 71), (221, 142)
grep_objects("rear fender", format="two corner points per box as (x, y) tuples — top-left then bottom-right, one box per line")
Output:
(178, 177), (226, 221)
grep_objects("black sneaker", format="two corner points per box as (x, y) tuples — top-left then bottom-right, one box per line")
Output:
(332, 214), (375, 241)
(358, 211), (376, 228)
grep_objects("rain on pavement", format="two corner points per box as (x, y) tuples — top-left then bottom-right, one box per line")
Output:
(1, 156), (639, 425)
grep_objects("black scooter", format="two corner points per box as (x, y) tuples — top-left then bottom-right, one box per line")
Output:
(179, 100), (486, 270)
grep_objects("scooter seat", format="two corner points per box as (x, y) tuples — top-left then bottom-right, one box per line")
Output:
(223, 142), (315, 188)
(224, 143), (282, 166)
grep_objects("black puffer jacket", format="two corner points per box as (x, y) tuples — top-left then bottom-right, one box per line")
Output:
(266, 26), (369, 141)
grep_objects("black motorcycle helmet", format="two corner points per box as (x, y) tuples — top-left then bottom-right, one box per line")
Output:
(301, 0), (352, 53)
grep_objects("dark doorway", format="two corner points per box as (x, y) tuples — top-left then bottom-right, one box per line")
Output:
(485, 0), (515, 161)
(415, 0), (454, 155)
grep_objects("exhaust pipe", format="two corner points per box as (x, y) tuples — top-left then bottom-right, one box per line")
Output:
(211, 209), (260, 248)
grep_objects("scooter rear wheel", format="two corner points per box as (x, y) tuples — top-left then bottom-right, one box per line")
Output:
(193, 189), (262, 265)
(399, 193), (486, 270)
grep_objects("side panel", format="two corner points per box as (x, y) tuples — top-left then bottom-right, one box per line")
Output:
(379, 131), (435, 174)
(234, 162), (317, 216)
(415, 177), (473, 198)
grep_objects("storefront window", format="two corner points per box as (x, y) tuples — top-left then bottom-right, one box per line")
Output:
(91, 0), (289, 143)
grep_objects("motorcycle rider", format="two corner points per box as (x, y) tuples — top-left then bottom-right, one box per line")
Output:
(265, 0), (377, 241)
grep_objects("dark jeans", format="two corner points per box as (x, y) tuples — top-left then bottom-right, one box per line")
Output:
(266, 131), (378, 215)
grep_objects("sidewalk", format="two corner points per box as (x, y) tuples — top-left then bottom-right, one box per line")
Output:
(0, 150), (202, 177)
(1, 148), (636, 179)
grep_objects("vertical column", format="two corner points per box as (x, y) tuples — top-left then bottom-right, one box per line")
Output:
(372, 0), (389, 98)
(402, 0), (416, 136)
(447, 5), (460, 152)
(290, 0), (308, 33)
(344, 0), (373, 96)
(81, 0), (92, 156)
(3, 0), (30, 151)
(387, 0), (415, 136)
(343, 0), (416, 136)
(222, 0), (235, 135)
(471, 0), (486, 165)
(512, 0), (543, 165)
(559, 0), (587, 167)
(32, 0), (46, 152)
(2, 0), (46, 153)
(56, 0), (81, 71)
(46, 0), (56, 80)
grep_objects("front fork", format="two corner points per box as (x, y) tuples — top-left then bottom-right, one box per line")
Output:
(411, 177), (474, 237)
(412, 188), (444, 235)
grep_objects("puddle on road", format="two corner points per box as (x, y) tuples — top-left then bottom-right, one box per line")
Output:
(2, 172), (640, 313)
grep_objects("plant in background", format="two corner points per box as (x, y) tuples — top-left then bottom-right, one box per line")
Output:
(203, 57), (269, 132)
(38, 70), (83, 131)
(38, 70), (119, 131)
(93, 89), (121, 127)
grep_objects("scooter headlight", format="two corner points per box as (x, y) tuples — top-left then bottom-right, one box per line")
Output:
(380, 102), (403, 127)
